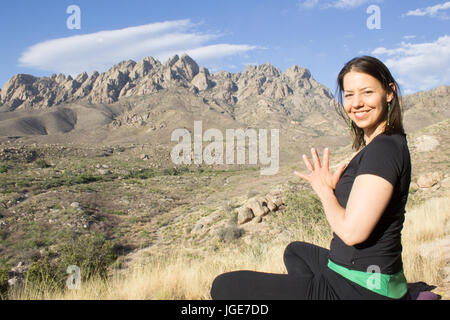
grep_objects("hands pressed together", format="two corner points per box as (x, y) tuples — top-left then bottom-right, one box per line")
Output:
(294, 148), (347, 200)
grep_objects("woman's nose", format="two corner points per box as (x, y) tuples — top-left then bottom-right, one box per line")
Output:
(351, 93), (364, 107)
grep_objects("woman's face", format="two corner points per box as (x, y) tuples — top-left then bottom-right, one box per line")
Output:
(343, 71), (394, 136)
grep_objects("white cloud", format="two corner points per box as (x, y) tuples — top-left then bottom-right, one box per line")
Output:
(372, 35), (450, 93)
(185, 44), (257, 61)
(330, 0), (376, 9)
(18, 19), (258, 76)
(405, 2), (450, 20)
(298, 0), (319, 9)
(298, 0), (381, 10)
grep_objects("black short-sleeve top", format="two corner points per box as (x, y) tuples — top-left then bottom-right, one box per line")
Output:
(329, 133), (411, 274)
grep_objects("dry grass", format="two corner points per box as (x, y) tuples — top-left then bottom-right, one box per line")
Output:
(9, 196), (449, 300)
(402, 197), (450, 287)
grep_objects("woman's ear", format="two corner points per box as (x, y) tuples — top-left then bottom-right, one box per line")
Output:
(387, 82), (396, 103)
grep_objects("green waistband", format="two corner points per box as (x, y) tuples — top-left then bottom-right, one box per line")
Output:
(327, 259), (407, 299)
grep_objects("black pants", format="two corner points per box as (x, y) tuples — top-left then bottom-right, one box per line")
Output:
(210, 241), (409, 300)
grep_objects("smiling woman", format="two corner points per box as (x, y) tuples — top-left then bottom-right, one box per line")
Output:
(210, 56), (417, 300)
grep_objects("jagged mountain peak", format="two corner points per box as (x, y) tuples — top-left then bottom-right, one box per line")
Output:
(0, 54), (329, 111)
(284, 65), (311, 80)
(242, 63), (282, 78)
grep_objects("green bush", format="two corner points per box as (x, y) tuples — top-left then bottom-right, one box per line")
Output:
(162, 166), (189, 176)
(25, 257), (62, 291)
(34, 159), (50, 169)
(15, 180), (30, 188)
(41, 173), (104, 190)
(71, 173), (102, 185)
(24, 233), (118, 291)
(57, 233), (117, 282)
(162, 167), (178, 176)
(0, 164), (8, 174)
(125, 168), (155, 180)
(277, 189), (331, 238)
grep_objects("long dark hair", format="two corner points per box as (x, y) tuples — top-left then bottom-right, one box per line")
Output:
(335, 56), (405, 150)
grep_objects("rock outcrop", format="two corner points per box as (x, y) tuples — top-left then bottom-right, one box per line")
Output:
(237, 190), (285, 225)
(0, 54), (333, 113)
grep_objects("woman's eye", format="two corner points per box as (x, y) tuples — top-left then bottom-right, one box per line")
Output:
(364, 91), (372, 95)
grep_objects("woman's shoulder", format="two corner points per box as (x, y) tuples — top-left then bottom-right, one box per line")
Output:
(368, 133), (408, 152)
(359, 133), (410, 165)
(356, 133), (410, 184)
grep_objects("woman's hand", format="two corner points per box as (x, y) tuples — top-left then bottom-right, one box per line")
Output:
(294, 148), (347, 199)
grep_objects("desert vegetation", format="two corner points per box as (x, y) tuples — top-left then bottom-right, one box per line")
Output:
(2, 183), (448, 300)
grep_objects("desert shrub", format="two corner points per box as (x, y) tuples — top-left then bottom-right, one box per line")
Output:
(34, 159), (50, 169)
(25, 257), (62, 291)
(0, 267), (8, 300)
(41, 173), (104, 190)
(162, 167), (180, 176)
(0, 163), (8, 173)
(57, 233), (117, 282)
(176, 166), (190, 174)
(125, 168), (155, 180)
(217, 225), (244, 242)
(0, 229), (8, 241)
(277, 189), (331, 238)
(70, 173), (102, 185)
(15, 180), (30, 188)
(24, 233), (117, 292)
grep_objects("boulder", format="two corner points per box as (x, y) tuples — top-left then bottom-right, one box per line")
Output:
(265, 192), (284, 207)
(247, 196), (270, 217)
(252, 216), (262, 223)
(237, 207), (254, 225)
(417, 172), (442, 188)
(414, 135), (440, 152)
(70, 202), (80, 208)
(266, 199), (277, 211)
(97, 168), (111, 175)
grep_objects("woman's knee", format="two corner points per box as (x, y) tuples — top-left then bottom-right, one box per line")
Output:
(210, 272), (235, 300)
(283, 241), (308, 261)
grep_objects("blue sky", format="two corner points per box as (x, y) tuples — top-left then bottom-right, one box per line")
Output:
(0, 0), (449, 95)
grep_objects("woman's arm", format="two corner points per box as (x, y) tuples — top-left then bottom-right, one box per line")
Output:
(294, 148), (393, 246)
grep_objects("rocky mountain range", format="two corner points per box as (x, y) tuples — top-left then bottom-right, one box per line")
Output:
(0, 54), (448, 163)
(0, 53), (332, 112)
(0, 54), (348, 166)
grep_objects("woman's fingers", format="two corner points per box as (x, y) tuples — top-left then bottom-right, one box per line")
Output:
(333, 163), (347, 182)
(302, 154), (314, 172)
(294, 170), (310, 182)
(310, 148), (321, 169)
(323, 148), (329, 170)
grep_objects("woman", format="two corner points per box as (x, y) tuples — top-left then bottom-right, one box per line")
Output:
(210, 56), (411, 300)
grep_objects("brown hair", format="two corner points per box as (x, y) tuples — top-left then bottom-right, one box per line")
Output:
(335, 56), (405, 150)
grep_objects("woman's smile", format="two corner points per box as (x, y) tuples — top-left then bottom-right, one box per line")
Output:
(353, 110), (370, 120)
